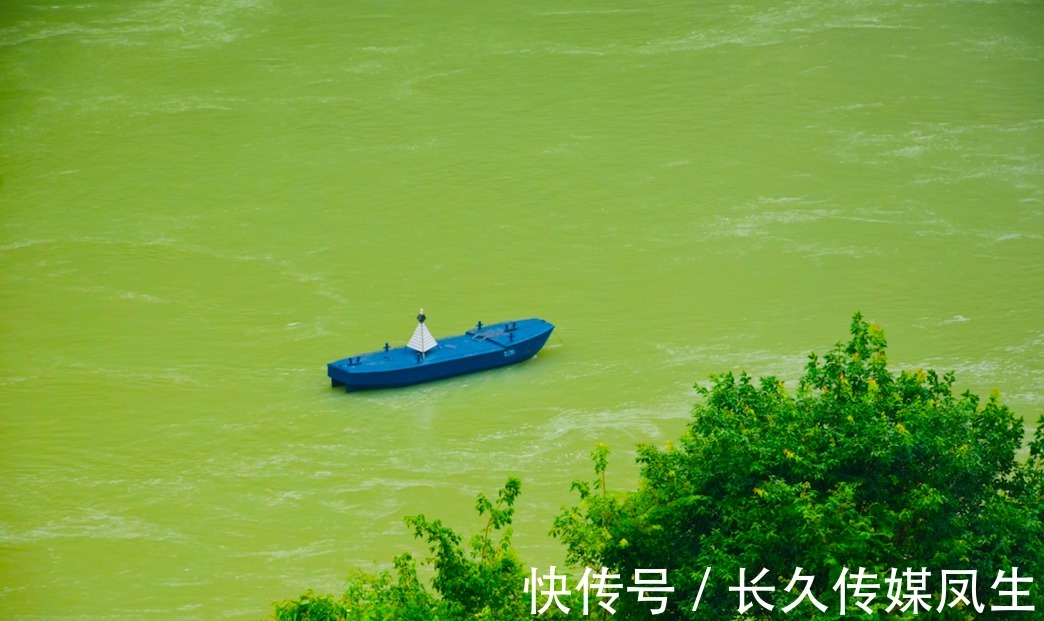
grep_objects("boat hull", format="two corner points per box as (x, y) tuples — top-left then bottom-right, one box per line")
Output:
(327, 318), (554, 392)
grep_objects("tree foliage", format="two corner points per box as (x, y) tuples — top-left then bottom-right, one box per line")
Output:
(551, 443), (617, 570)
(270, 478), (533, 621)
(555, 313), (1043, 619)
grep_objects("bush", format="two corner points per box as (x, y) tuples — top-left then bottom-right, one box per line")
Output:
(555, 313), (1043, 619)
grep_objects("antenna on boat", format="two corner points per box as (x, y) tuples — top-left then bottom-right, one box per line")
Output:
(407, 307), (437, 360)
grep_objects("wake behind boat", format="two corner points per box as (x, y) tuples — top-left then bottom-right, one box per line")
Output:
(327, 311), (554, 392)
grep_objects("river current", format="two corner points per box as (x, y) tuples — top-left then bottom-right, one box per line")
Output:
(2, 1), (1041, 618)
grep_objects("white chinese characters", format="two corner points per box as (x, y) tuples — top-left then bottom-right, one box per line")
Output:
(523, 566), (1035, 615)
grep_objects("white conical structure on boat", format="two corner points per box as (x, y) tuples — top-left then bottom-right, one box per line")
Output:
(407, 323), (438, 353)
(407, 309), (438, 353)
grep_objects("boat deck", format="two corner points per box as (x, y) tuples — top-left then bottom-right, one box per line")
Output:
(328, 318), (552, 374)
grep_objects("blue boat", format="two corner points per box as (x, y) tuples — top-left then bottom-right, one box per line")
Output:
(327, 311), (554, 392)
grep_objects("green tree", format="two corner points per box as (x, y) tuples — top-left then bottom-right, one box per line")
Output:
(551, 443), (617, 570)
(555, 313), (1043, 620)
(270, 478), (533, 621)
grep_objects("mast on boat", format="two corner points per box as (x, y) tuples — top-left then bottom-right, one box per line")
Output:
(407, 307), (438, 359)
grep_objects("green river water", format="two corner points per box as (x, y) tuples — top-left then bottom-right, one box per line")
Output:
(2, 1), (1042, 618)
